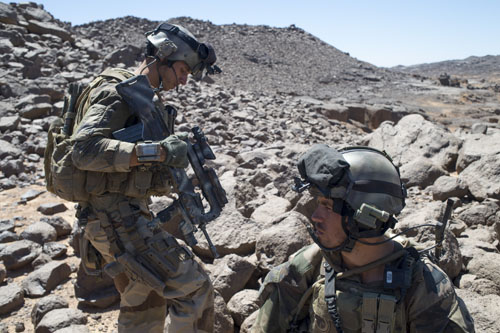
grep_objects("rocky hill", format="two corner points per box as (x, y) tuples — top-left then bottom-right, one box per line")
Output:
(392, 55), (500, 83)
(0, 2), (500, 332)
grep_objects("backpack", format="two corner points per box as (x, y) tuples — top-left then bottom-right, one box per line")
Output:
(44, 68), (133, 202)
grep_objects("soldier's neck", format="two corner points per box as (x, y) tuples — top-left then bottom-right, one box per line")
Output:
(341, 238), (395, 284)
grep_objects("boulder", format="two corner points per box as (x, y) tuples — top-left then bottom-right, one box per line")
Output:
(0, 283), (24, 315)
(457, 200), (499, 227)
(459, 154), (500, 200)
(35, 308), (87, 333)
(0, 139), (22, 159)
(240, 309), (259, 333)
(22, 260), (72, 297)
(40, 216), (72, 237)
(210, 254), (257, 302)
(250, 195), (292, 225)
(21, 221), (57, 244)
(456, 288), (500, 332)
(37, 203), (67, 215)
(31, 294), (69, 327)
(0, 2), (18, 25)
(363, 114), (461, 171)
(0, 115), (20, 132)
(227, 289), (261, 327)
(429, 175), (469, 201)
(256, 212), (311, 270)
(466, 252), (500, 288)
(400, 158), (446, 189)
(192, 210), (259, 258)
(0, 239), (42, 270)
(26, 20), (74, 43)
(103, 44), (141, 66)
(43, 242), (67, 259)
(214, 290), (234, 333)
(456, 131), (500, 172)
(0, 219), (15, 233)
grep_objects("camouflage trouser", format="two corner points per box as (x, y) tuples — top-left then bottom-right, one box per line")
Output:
(84, 198), (214, 333)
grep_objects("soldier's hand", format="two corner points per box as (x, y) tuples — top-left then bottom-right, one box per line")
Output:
(160, 133), (189, 168)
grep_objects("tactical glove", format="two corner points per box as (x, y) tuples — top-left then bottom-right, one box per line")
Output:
(160, 133), (189, 168)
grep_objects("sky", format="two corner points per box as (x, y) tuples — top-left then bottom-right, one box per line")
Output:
(22, 0), (500, 68)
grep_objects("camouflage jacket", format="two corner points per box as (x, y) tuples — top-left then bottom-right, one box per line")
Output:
(252, 243), (474, 333)
(71, 68), (174, 200)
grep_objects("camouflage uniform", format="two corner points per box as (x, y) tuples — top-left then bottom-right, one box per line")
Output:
(252, 243), (474, 333)
(72, 68), (214, 332)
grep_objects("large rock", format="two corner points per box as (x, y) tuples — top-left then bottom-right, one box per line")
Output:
(21, 221), (58, 244)
(466, 252), (500, 287)
(0, 139), (22, 159)
(210, 254), (256, 302)
(22, 260), (72, 297)
(250, 195), (292, 225)
(400, 158), (446, 189)
(227, 289), (261, 327)
(40, 216), (72, 237)
(193, 210), (259, 258)
(0, 2), (18, 25)
(37, 203), (68, 215)
(240, 309), (259, 333)
(0, 239), (42, 270)
(214, 290), (234, 333)
(429, 175), (469, 201)
(35, 308), (87, 333)
(363, 114), (462, 171)
(456, 131), (500, 172)
(0, 115), (20, 132)
(31, 295), (69, 327)
(255, 212), (311, 270)
(26, 20), (74, 43)
(456, 289), (500, 333)
(0, 283), (24, 315)
(457, 200), (499, 227)
(459, 154), (500, 200)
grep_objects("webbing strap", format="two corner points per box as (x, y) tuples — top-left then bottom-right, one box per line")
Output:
(96, 211), (122, 255)
(324, 263), (344, 333)
(377, 295), (396, 333)
(362, 293), (378, 333)
(361, 293), (397, 333)
(117, 202), (148, 253)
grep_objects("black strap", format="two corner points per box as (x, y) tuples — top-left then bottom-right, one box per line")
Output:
(324, 263), (344, 333)
(352, 179), (404, 199)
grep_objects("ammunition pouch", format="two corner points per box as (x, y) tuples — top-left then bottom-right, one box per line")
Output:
(97, 206), (193, 296)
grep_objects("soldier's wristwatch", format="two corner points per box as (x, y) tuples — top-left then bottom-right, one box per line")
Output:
(135, 141), (162, 163)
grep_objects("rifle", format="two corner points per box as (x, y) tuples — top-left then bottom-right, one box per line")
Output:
(148, 126), (228, 258)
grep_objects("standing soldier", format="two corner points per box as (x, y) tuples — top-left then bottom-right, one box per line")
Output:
(65, 23), (218, 332)
(252, 144), (474, 332)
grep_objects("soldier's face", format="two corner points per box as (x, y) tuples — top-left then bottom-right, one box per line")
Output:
(311, 197), (347, 248)
(160, 61), (191, 91)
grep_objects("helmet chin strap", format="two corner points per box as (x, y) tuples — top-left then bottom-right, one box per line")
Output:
(154, 61), (164, 93)
(301, 215), (357, 253)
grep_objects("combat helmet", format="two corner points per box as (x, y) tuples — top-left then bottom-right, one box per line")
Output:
(145, 22), (220, 80)
(295, 144), (407, 252)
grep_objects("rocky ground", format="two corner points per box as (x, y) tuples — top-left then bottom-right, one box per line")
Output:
(0, 2), (500, 332)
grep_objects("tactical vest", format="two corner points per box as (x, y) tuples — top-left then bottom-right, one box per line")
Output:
(286, 246), (419, 333)
(45, 68), (174, 202)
